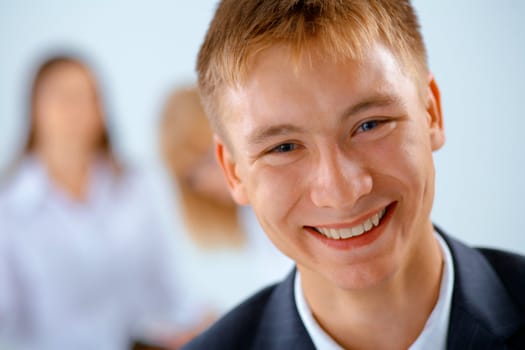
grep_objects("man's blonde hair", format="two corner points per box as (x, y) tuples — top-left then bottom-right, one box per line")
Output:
(197, 0), (428, 137)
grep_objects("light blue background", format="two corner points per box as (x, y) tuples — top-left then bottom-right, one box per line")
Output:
(0, 0), (524, 253)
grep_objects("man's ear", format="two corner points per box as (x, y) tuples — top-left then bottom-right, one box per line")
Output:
(214, 135), (249, 205)
(426, 74), (446, 151)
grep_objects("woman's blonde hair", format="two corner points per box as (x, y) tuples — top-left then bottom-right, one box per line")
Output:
(160, 87), (244, 248)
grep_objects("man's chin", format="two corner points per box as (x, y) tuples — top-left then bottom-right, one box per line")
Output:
(330, 262), (399, 291)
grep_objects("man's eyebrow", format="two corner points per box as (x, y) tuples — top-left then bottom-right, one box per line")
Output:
(340, 94), (403, 121)
(247, 124), (304, 146)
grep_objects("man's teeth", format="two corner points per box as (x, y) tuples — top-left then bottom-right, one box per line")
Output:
(316, 208), (386, 240)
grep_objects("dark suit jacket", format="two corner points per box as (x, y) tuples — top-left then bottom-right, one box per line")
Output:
(182, 227), (525, 349)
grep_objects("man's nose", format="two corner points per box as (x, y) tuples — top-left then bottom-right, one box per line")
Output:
(309, 149), (373, 210)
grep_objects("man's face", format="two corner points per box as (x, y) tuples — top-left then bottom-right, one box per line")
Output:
(217, 43), (444, 290)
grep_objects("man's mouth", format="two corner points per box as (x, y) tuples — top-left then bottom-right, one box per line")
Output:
(312, 207), (387, 240)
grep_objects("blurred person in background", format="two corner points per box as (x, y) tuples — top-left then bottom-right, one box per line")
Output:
(0, 54), (200, 350)
(159, 86), (293, 317)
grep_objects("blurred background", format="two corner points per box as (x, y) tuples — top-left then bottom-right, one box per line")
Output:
(0, 0), (524, 348)
(0, 0), (524, 267)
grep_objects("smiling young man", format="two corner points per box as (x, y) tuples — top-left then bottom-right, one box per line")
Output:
(182, 1), (525, 349)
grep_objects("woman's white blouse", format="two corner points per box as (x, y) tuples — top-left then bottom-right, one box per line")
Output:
(0, 157), (196, 350)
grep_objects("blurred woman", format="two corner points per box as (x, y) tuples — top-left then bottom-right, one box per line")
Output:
(0, 55), (196, 350)
(159, 87), (293, 317)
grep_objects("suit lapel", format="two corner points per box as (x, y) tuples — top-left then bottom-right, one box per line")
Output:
(253, 269), (316, 350)
(250, 229), (525, 350)
(440, 228), (525, 349)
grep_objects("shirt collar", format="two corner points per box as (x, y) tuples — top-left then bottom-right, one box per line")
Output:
(294, 231), (454, 350)
(2, 156), (51, 214)
(2, 156), (117, 216)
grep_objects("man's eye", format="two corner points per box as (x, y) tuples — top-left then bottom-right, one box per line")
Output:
(357, 120), (380, 133)
(271, 143), (297, 153)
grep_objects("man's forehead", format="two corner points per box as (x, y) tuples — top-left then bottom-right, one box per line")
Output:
(223, 43), (409, 103)
(241, 39), (409, 78)
(215, 43), (422, 146)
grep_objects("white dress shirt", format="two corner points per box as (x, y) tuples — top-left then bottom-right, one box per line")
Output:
(0, 157), (197, 350)
(294, 233), (454, 350)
